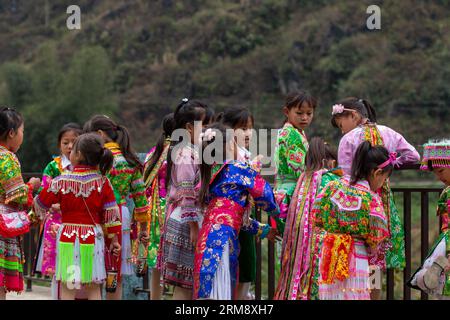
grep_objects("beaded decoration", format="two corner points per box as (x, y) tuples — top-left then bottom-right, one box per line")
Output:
(421, 140), (450, 171)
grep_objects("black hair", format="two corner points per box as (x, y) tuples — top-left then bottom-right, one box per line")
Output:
(166, 98), (214, 188)
(216, 106), (254, 130)
(305, 137), (337, 172)
(143, 113), (175, 182)
(0, 107), (24, 141)
(83, 115), (142, 171)
(198, 122), (234, 205)
(72, 133), (114, 175)
(331, 97), (377, 128)
(350, 141), (393, 185)
(282, 90), (318, 124)
(57, 123), (82, 145)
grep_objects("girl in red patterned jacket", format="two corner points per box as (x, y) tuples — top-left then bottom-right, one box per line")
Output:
(34, 133), (121, 300)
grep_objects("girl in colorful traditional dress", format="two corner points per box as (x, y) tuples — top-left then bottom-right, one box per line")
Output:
(0, 107), (41, 299)
(34, 123), (82, 299)
(331, 98), (420, 276)
(143, 113), (175, 300)
(312, 141), (393, 300)
(273, 91), (317, 278)
(217, 106), (261, 300)
(83, 115), (150, 300)
(160, 99), (214, 300)
(274, 91), (317, 230)
(193, 123), (279, 300)
(408, 140), (450, 299)
(34, 133), (122, 300)
(275, 137), (342, 300)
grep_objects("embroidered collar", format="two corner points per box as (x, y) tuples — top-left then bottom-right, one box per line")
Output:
(342, 175), (371, 192)
(186, 142), (199, 155)
(54, 155), (72, 172)
(179, 142), (200, 159)
(237, 146), (251, 162)
(327, 166), (344, 177)
(72, 165), (98, 173)
(284, 122), (306, 136)
(104, 142), (121, 152)
(0, 144), (11, 153)
(210, 160), (234, 184)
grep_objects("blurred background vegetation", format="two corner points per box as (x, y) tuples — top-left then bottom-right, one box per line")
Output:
(0, 0), (448, 174)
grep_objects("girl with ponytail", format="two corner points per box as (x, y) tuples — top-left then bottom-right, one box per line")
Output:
(34, 122), (82, 299)
(330, 97), (420, 275)
(84, 115), (150, 300)
(34, 133), (122, 300)
(193, 123), (279, 300)
(218, 106), (258, 300)
(143, 113), (174, 300)
(275, 137), (342, 300)
(159, 98), (213, 300)
(310, 141), (393, 300)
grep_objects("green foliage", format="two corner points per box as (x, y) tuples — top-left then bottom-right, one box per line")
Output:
(0, 0), (448, 169)
(0, 63), (32, 107)
(0, 43), (118, 171)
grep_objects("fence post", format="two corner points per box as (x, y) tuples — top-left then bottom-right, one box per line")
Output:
(403, 191), (411, 300)
(420, 192), (429, 300)
(255, 208), (262, 300)
(268, 236), (275, 300)
(25, 230), (33, 292)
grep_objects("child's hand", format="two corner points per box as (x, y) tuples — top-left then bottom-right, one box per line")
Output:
(110, 237), (121, 258)
(139, 231), (149, 247)
(252, 154), (264, 163)
(49, 223), (61, 238)
(28, 177), (41, 191)
(50, 203), (61, 213)
(189, 222), (199, 247)
(266, 227), (280, 242)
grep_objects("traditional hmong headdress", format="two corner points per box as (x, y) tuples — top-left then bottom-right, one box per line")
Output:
(420, 139), (450, 171)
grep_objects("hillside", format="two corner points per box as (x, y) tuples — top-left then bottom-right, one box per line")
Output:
(0, 0), (449, 171)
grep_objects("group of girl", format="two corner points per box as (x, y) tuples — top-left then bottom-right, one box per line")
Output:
(273, 92), (450, 300)
(0, 87), (448, 301)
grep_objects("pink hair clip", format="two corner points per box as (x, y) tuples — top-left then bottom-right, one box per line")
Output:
(331, 104), (345, 115)
(331, 104), (353, 116)
(378, 152), (398, 169)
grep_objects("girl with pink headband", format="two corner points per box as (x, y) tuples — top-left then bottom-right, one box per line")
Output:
(330, 97), (420, 299)
(311, 141), (391, 300)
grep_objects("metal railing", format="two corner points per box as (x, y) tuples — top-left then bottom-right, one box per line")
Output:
(22, 169), (443, 300)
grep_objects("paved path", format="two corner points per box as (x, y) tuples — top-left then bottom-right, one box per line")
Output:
(7, 285), (52, 300)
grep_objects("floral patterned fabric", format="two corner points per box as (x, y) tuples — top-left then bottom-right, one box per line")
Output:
(274, 122), (309, 221)
(0, 145), (32, 292)
(193, 161), (279, 299)
(35, 156), (70, 276)
(104, 142), (150, 223)
(143, 142), (169, 269)
(159, 143), (201, 289)
(35, 165), (121, 285)
(310, 177), (390, 299)
(338, 124), (420, 269)
(275, 168), (342, 300)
